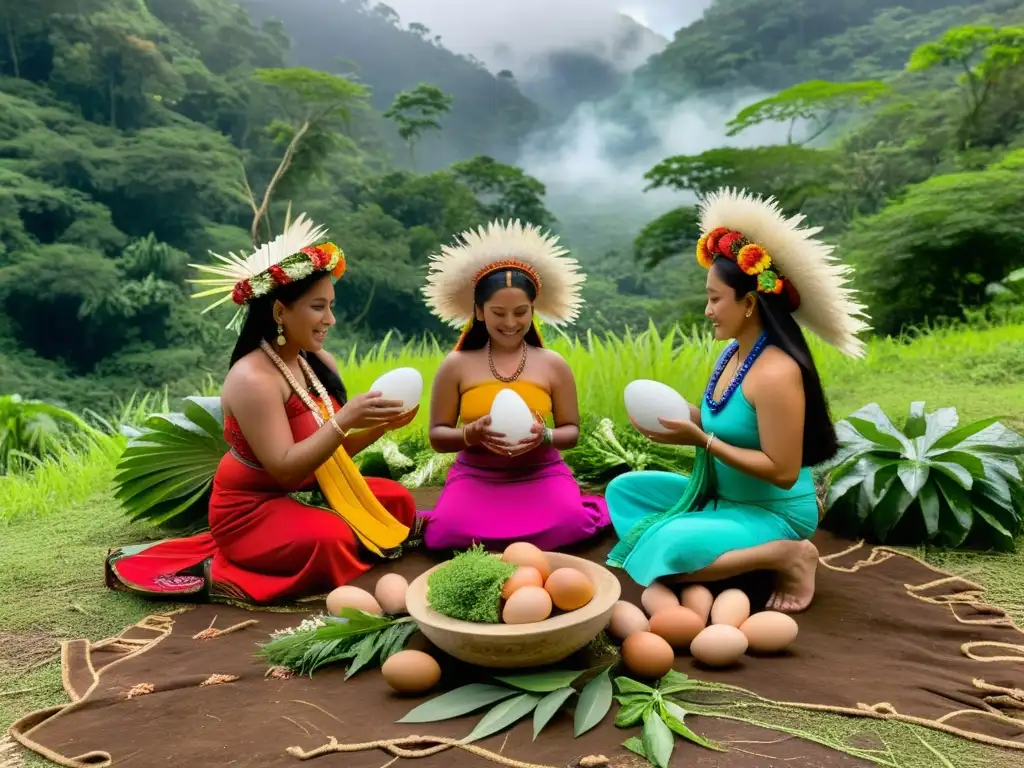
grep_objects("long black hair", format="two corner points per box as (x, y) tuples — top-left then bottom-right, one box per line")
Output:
(229, 271), (348, 404)
(457, 268), (543, 351)
(712, 257), (838, 467)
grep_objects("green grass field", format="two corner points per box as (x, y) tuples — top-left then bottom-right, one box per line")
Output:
(3, 322), (1024, 766)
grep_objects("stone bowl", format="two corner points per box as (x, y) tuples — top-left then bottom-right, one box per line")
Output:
(405, 551), (621, 668)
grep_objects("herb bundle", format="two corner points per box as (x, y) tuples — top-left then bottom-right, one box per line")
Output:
(426, 543), (517, 623)
(396, 665), (615, 743)
(259, 607), (419, 678)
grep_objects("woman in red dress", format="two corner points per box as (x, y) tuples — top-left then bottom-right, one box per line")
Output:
(105, 215), (419, 605)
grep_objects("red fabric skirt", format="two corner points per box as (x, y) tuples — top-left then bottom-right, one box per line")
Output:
(105, 452), (416, 605)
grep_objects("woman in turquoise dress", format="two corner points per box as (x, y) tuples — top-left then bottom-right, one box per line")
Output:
(606, 188), (870, 614)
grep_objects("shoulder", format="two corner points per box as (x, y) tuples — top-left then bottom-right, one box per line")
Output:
(751, 347), (802, 390)
(434, 351), (469, 381)
(223, 353), (282, 403)
(311, 348), (340, 375)
(534, 346), (570, 373)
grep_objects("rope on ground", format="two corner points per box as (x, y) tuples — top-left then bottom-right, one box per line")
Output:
(286, 735), (599, 768)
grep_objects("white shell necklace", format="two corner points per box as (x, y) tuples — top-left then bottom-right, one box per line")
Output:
(260, 339), (334, 426)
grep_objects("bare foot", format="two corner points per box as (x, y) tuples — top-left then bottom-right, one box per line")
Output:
(766, 539), (818, 613)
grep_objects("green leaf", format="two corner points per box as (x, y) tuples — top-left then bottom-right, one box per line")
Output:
(928, 460), (975, 490)
(927, 417), (1001, 453)
(932, 450), (986, 479)
(846, 404), (914, 454)
(344, 629), (387, 679)
(656, 669), (694, 695)
(872, 477), (915, 541)
(623, 736), (648, 759)
(575, 666), (614, 737)
(641, 708), (674, 768)
(935, 474), (974, 546)
(465, 693), (541, 743)
(398, 684), (519, 723)
(614, 697), (650, 728)
(918, 480), (941, 537)
(494, 669), (585, 692)
(897, 462), (930, 498)
(662, 700), (726, 752)
(614, 677), (657, 696)
(532, 688), (575, 740)
(904, 402), (927, 439)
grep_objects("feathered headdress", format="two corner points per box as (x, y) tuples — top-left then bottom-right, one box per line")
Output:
(188, 210), (346, 331)
(422, 219), (586, 347)
(696, 188), (870, 358)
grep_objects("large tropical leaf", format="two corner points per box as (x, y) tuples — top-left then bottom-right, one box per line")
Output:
(822, 401), (1024, 551)
(112, 396), (228, 531)
(0, 394), (93, 473)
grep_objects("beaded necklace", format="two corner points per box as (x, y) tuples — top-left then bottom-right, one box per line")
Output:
(703, 331), (768, 414)
(260, 340), (334, 425)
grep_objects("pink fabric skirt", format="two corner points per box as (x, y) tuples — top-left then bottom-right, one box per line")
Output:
(418, 445), (610, 551)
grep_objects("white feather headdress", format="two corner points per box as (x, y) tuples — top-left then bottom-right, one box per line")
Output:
(187, 211), (345, 330)
(422, 219), (586, 329)
(698, 188), (871, 358)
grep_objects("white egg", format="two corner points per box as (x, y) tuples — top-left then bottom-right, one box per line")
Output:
(624, 379), (690, 434)
(370, 367), (423, 411)
(489, 388), (536, 444)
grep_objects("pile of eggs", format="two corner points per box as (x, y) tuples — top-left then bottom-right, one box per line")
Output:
(497, 542), (596, 624)
(609, 583), (799, 678)
(325, 575), (442, 696)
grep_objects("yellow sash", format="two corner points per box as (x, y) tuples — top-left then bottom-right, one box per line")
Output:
(312, 403), (409, 557)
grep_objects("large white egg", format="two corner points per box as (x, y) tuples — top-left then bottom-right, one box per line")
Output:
(623, 379), (690, 434)
(489, 388), (536, 444)
(370, 367), (423, 411)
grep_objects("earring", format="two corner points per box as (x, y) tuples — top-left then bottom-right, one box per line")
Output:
(276, 324), (286, 346)
(745, 310), (753, 318)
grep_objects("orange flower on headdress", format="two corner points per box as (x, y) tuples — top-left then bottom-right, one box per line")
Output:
(705, 227), (730, 254)
(736, 243), (772, 275)
(696, 234), (715, 269)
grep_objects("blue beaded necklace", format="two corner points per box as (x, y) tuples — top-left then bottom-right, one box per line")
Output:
(704, 332), (769, 414)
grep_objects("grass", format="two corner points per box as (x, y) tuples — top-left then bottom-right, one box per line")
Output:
(2, 322), (1024, 766)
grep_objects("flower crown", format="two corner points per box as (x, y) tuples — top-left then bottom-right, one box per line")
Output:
(189, 212), (346, 331)
(229, 243), (345, 305)
(697, 227), (801, 311)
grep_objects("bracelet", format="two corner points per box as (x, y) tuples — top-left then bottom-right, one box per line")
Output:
(705, 432), (716, 451)
(461, 424), (472, 446)
(329, 418), (347, 438)
(542, 426), (554, 445)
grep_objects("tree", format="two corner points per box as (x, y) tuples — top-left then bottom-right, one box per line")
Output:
(449, 155), (555, 228)
(245, 67), (370, 243)
(907, 25), (1024, 148)
(632, 207), (701, 270)
(408, 22), (430, 38)
(841, 162), (1024, 334)
(373, 3), (400, 26)
(383, 83), (453, 167)
(726, 79), (891, 145)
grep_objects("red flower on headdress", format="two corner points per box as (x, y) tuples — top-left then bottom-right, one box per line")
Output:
(302, 246), (332, 270)
(716, 232), (745, 258)
(736, 243), (771, 275)
(705, 227), (729, 253)
(231, 279), (253, 305)
(268, 264), (291, 285)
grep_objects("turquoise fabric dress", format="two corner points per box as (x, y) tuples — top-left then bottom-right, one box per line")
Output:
(605, 355), (819, 587)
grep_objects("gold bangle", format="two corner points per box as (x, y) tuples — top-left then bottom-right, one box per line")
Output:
(705, 432), (716, 451)
(461, 424), (470, 446)
(329, 418), (347, 438)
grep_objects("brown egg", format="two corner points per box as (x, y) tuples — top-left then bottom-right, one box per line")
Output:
(502, 585), (553, 624)
(608, 600), (650, 640)
(501, 542), (552, 581)
(381, 650), (441, 694)
(622, 631), (675, 679)
(374, 573), (409, 615)
(680, 585), (714, 624)
(544, 567), (595, 611)
(690, 624), (748, 667)
(640, 582), (679, 617)
(326, 585), (382, 617)
(501, 565), (544, 599)
(649, 605), (705, 648)
(740, 611), (799, 654)
(709, 588), (750, 627)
